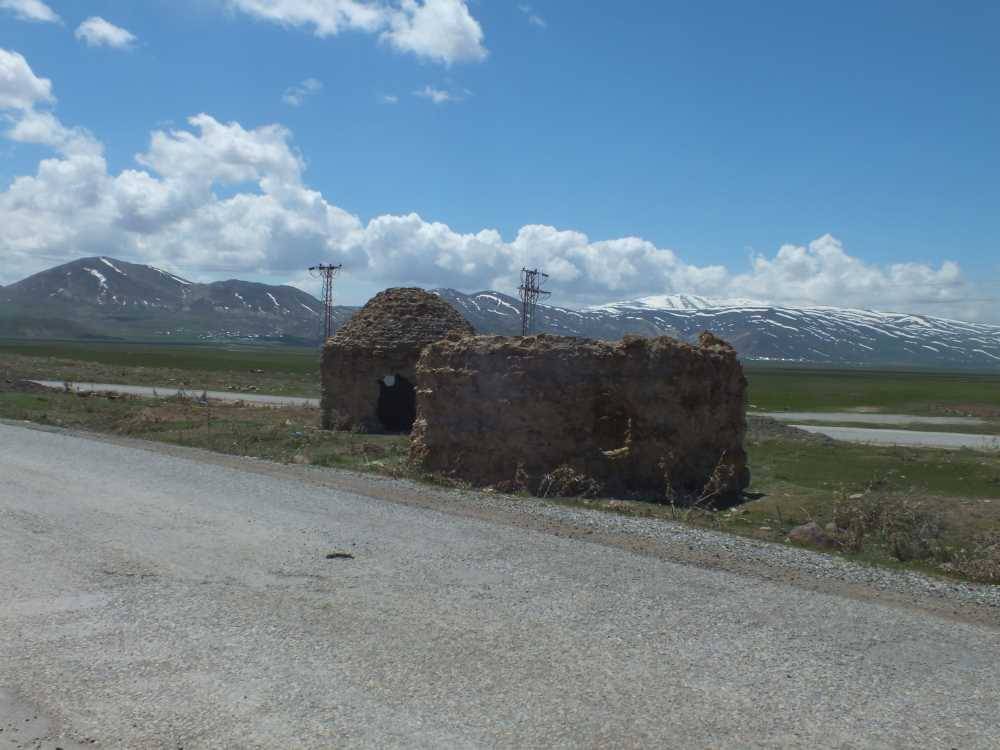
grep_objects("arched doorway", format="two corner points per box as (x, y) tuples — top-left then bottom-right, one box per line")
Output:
(377, 374), (416, 432)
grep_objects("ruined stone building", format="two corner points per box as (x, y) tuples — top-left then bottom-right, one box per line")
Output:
(322, 286), (748, 505)
(321, 288), (474, 432)
(410, 332), (748, 505)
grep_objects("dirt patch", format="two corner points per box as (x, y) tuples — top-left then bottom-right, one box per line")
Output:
(931, 402), (1000, 419)
(3, 379), (54, 394)
(747, 415), (834, 445)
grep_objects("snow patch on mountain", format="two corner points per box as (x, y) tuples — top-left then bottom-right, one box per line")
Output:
(153, 267), (191, 286)
(590, 294), (765, 312)
(99, 257), (127, 276)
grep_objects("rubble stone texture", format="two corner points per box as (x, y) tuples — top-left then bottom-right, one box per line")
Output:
(321, 288), (475, 431)
(411, 332), (749, 506)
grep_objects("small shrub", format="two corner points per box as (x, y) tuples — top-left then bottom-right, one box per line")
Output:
(942, 535), (1000, 584)
(698, 453), (737, 506)
(538, 465), (603, 499)
(832, 492), (948, 562)
(659, 450), (738, 509)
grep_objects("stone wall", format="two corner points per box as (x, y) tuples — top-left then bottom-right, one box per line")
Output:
(410, 332), (748, 505)
(321, 288), (474, 431)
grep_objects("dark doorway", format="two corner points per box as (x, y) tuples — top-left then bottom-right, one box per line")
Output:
(377, 374), (416, 432)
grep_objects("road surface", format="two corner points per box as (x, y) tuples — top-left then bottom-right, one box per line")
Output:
(755, 411), (987, 427)
(2, 422), (999, 748)
(793, 424), (999, 451)
(29, 380), (319, 408)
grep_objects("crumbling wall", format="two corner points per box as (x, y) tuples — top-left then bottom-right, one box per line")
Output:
(410, 332), (748, 505)
(321, 288), (474, 431)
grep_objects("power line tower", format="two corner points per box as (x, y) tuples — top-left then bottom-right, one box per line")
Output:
(518, 267), (550, 336)
(308, 263), (342, 341)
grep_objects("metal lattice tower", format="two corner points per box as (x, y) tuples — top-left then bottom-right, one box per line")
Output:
(518, 267), (550, 336)
(308, 263), (342, 341)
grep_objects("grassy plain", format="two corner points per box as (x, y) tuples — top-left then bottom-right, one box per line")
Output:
(744, 363), (1000, 416)
(0, 340), (320, 397)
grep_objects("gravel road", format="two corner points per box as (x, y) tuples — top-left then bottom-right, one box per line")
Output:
(792, 424), (999, 451)
(755, 411), (988, 427)
(2, 422), (999, 749)
(28, 380), (319, 408)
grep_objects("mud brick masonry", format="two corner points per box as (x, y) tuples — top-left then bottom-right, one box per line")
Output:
(410, 332), (748, 504)
(321, 288), (474, 432)
(322, 288), (748, 505)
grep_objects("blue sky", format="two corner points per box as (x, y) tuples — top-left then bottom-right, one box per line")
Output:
(1, 0), (998, 320)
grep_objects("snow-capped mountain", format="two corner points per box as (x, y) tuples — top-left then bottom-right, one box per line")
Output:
(5, 256), (194, 310)
(0, 257), (353, 342)
(434, 289), (1000, 368)
(2, 257), (997, 368)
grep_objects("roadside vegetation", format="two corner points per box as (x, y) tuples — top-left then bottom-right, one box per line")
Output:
(728, 424), (1000, 582)
(0, 381), (410, 475)
(551, 421), (1000, 584)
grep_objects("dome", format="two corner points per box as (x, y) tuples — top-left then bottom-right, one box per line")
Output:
(321, 287), (474, 433)
(330, 288), (473, 350)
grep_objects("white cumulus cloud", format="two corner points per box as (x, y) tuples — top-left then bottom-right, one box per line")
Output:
(381, 0), (487, 64)
(283, 78), (323, 106)
(0, 48), (54, 110)
(6, 109), (102, 156)
(730, 235), (966, 312)
(225, 0), (486, 64)
(75, 17), (138, 49)
(0, 49), (988, 322)
(0, 0), (60, 23)
(413, 84), (462, 104)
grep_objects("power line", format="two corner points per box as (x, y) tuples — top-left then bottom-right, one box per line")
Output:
(308, 264), (342, 341)
(518, 268), (550, 336)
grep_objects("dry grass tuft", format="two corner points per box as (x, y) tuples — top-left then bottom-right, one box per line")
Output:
(829, 488), (1000, 582)
(538, 465), (603, 499)
(832, 491), (948, 562)
(941, 535), (1000, 584)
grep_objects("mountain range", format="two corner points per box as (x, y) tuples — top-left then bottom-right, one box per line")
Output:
(0, 257), (352, 344)
(2, 257), (998, 369)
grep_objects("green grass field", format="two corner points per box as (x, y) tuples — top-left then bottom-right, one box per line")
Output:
(0, 339), (318, 373)
(0, 340), (321, 397)
(744, 363), (1000, 415)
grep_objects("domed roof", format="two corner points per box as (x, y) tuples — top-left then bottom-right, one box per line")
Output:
(330, 287), (474, 350)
